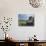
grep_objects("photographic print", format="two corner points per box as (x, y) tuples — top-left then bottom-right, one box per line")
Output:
(18, 14), (34, 26)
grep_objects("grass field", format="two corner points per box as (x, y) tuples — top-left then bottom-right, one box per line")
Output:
(18, 20), (27, 26)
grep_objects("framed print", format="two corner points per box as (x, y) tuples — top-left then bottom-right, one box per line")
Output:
(18, 14), (34, 26)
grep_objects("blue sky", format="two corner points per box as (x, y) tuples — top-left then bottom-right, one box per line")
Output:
(18, 14), (28, 20)
(18, 14), (33, 20)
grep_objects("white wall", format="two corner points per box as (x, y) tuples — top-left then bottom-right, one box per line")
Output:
(0, 0), (46, 40)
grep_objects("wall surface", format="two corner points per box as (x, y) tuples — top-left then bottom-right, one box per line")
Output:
(0, 0), (46, 40)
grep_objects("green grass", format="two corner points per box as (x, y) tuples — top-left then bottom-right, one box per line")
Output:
(18, 20), (27, 26)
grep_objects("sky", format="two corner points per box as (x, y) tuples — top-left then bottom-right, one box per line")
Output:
(18, 14), (34, 20)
